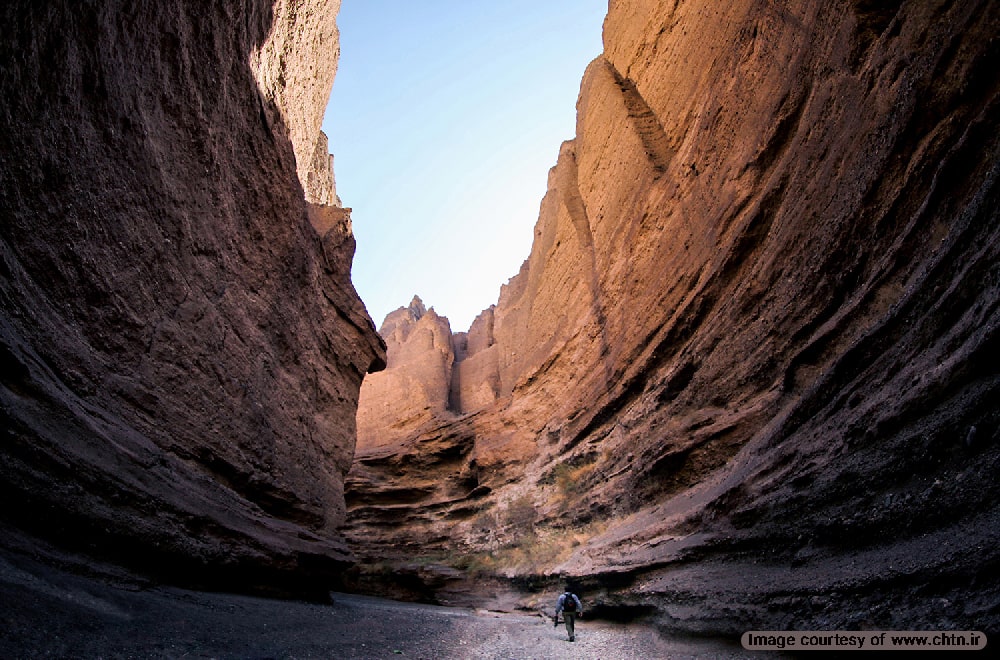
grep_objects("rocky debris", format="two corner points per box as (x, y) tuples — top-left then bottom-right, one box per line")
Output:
(0, 0), (384, 595)
(349, 0), (1000, 634)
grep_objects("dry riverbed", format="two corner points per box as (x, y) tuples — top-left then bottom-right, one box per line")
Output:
(1, 550), (752, 658)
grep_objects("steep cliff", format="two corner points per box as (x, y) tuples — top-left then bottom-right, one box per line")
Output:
(356, 297), (456, 451)
(350, 0), (1000, 632)
(0, 0), (384, 595)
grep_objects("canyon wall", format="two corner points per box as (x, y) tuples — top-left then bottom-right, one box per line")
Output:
(0, 0), (384, 594)
(351, 0), (1000, 631)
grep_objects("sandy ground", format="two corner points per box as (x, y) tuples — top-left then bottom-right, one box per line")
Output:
(1, 551), (753, 659)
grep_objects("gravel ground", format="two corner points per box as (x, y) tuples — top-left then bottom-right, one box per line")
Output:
(1, 552), (753, 659)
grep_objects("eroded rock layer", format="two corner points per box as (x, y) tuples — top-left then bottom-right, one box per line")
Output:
(0, 0), (384, 594)
(351, 0), (1000, 630)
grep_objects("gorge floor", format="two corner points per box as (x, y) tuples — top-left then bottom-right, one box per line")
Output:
(1, 549), (752, 659)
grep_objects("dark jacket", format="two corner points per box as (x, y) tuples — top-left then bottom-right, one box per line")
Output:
(555, 592), (583, 615)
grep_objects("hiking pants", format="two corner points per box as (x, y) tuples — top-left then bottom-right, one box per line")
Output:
(563, 612), (577, 639)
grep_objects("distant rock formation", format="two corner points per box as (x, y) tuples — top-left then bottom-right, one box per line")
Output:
(356, 296), (504, 441)
(349, 0), (1000, 632)
(0, 0), (384, 595)
(450, 305), (501, 413)
(356, 296), (455, 450)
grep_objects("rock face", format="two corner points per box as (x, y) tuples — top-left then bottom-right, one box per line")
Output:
(350, 0), (1000, 631)
(251, 0), (343, 206)
(357, 296), (456, 449)
(0, 0), (384, 595)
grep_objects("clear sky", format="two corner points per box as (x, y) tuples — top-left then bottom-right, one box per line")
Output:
(322, 1), (607, 333)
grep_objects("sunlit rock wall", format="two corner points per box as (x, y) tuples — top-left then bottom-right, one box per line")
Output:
(251, 0), (342, 205)
(0, 0), (384, 593)
(356, 297), (455, 450)
(349, 0), (1000, 630)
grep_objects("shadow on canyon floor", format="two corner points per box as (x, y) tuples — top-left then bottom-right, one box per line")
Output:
(0, 546), (753, 659)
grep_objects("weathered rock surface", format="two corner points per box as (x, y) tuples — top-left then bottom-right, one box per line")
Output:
(357, 296), (456, 450)
(0, 0), (384, 595)
(251, 0), (342, 206)
(349, 0), (1000, 633)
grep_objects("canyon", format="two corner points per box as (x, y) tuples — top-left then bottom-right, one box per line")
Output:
(1, 0), (998, 649)
(351, 0), (1000, 634)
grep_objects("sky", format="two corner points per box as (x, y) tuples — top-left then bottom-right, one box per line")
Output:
(322, 1), (607, 333)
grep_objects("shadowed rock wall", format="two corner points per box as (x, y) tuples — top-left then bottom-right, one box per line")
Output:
(350, 0), (1000, 630)
(0, 0), (384, 594)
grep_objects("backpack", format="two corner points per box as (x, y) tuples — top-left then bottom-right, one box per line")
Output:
(562, 593), (577, 612)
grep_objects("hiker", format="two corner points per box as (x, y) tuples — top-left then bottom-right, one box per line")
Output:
(553, 588), (584, 642)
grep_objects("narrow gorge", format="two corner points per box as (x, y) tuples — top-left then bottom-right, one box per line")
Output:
(351, 0), (1000, 633)
(2, 0), (999, 648)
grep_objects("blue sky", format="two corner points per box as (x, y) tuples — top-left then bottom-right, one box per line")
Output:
(322, 1), (607, 333)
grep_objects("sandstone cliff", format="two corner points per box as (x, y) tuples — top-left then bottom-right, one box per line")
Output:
(0, 0), (384, 595)
(350, 0), (1000, 632)
(357, 296), (457, 449)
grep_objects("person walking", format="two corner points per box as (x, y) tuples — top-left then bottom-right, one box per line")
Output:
(553, 588), (584, 642)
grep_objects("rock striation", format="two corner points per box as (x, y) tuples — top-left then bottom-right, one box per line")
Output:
(349, 0), (1000, 632)
(0, 0), (384, 595)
